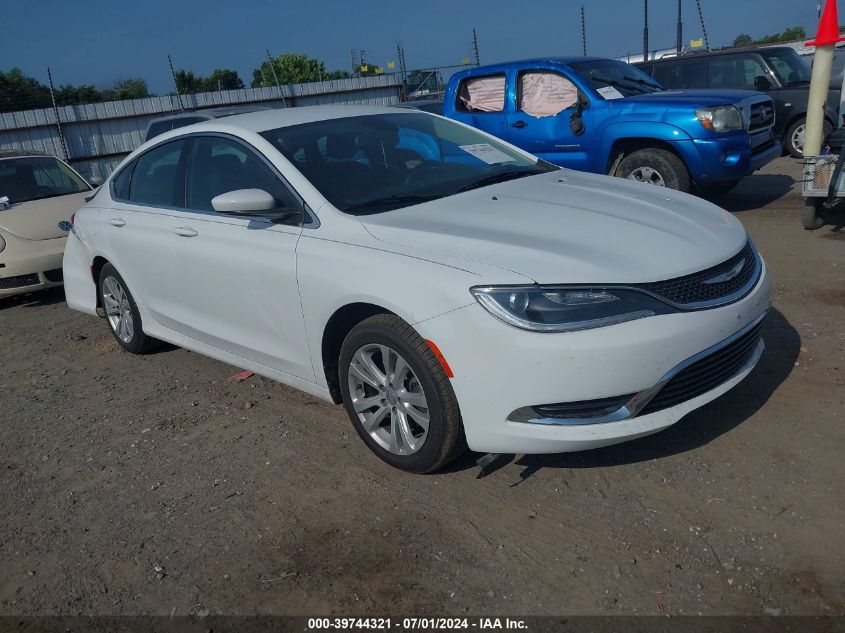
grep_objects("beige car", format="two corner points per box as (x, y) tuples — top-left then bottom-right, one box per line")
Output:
(0, 150), (92, 299)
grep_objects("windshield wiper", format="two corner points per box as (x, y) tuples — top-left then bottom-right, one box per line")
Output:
(457, 169), (539, 193)
(344, 194), (443, 214)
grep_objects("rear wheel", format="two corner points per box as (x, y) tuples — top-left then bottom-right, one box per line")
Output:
(617, 148), (691, 193)
(98, 263), (160, 354)
(338, 314), (466, 473)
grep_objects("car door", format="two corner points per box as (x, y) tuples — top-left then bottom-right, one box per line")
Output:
(505, 68), (592, 171)
(103, 138), (189, 325)
(160, 133), (314, 381)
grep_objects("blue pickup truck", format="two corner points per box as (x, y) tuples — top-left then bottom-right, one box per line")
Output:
(442, 57), (781, 194)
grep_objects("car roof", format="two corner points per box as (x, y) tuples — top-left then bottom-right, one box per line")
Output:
(149, 104), (274, 123)
(178, 104), (416, 133)
(644, 46), (792, 63)
(0, 149), (52, 159)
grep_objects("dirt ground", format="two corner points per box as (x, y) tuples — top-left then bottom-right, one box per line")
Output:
(1, 156), (843, 617)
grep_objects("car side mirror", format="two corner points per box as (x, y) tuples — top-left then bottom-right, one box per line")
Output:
(753, 75), (772, 90)
(211, 188), (300, 223)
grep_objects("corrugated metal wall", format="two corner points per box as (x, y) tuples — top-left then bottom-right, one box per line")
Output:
(0, 75), (402, 181)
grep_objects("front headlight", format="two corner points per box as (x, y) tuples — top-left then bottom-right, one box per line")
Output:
(0, 233), (5, 253)
(470, 286), (677, 332)
(695, 105), (744, 132)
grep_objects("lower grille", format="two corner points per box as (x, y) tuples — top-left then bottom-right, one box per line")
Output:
(533, 394), (635, 420)
(43, 268), (63, 282)
(640, 318), (766, 415)
(0, 273), (40, 289)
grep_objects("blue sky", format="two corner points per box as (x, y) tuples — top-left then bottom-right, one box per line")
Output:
(2, 0), (825, 93)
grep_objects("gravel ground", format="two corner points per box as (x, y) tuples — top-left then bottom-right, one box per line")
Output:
(0, 156), (843, 617)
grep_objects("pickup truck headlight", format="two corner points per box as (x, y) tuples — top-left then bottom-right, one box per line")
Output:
(695, 106), (744, 132)
(470, 286), (676, 332)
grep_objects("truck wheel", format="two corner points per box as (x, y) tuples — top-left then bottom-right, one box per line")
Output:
(786, 117), (833, 158)
(802, 200), (825, 230)
(617, 148), (691, 193)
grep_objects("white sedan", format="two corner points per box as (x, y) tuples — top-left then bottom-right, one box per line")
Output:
(63, 105), (770, 472)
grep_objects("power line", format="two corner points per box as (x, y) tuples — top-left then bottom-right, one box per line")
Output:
(695, 0), (710, 50)
(45, 67), (69, 161)
(581, 5), (587, 56)
(472, 28), (480, 66)
(167, 54), (185, 111)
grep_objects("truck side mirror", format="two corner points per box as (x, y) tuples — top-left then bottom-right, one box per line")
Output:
(753, 75), (772, 90)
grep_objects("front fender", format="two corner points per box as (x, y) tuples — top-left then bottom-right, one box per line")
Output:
(598, 121), (694, 167)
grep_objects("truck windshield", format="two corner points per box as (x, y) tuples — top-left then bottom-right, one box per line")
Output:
(569, 59), (664, 97)
(260, 112), (556, 214)
(762, 49), (811, 85)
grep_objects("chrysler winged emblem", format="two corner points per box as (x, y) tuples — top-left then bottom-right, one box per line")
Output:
(703, 259), (745, 285)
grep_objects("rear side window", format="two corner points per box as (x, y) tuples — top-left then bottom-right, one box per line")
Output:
(709, 55), (769, 89)
(456, 74), (506, 113)
(185, 136), (300, 212)
(128, 140), (187, 207)
(111, 162), (133, 200)
(652, 59), (707, 89)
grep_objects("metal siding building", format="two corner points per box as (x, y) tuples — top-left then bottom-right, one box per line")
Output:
(0, 75), (402, 181)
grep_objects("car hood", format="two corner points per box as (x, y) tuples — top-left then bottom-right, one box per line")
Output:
(0, 192), (87, 240)
(619, 88), (765, 107)
(361, 170), (746, 285)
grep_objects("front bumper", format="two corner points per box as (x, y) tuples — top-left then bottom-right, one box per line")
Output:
(415, 260), (771, 454)
(679, 130), (782, 184)
(0, 234), (66, 299)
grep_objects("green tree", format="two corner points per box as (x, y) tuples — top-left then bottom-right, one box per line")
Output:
(174, 70), (204, 94)
(0, 68), (51, 112)
(55, 84), (102, 106)
(101, 78), (149, 101)
(733, 33), (753, 47)
(251, 53), (329, 87)
(201, 68), (244, 92)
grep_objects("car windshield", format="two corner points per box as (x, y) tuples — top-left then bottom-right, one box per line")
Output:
(568, 59), (664, 97)
(260, 112), (556, 214)
(0, 156), (90, 204)
(762, 49), (811, 85)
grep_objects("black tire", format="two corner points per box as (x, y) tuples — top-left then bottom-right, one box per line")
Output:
(802, 200), (825, 230)
(98, 263), (160, 354)
(786, 117), (833, 158)
(616, 148), (691, 193)
(338, 314), (466, 473)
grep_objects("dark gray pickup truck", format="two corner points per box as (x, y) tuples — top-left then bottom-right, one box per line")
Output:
(636, 46), (839, 158)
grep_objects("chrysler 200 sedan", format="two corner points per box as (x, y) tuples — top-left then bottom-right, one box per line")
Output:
(63, 106), (770, 473)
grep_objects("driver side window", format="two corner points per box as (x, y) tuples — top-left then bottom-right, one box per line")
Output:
(185, 136), (300, 213)
(518, 71), (579, 118)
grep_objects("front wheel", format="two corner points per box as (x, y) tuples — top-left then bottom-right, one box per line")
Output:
(786, 117), (833, 158)
(616, 148), (691, 193)
(98, 263), (160, 354)
(338, 314), (466, 473)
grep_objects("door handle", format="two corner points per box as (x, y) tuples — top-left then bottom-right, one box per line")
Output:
(172, 226), (198, 238)
(109, 217), (126, 227)
(511, 120), (528, 129)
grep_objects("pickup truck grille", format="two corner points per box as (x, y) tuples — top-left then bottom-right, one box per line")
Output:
(634, 241), (760, 308)
(748, 100), (775, 132)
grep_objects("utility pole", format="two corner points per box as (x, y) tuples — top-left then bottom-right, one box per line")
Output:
(45, 67), (69, 161)
(397, 42), (407, 82)
(265, 50), (287, 107)
(472, 28), (480, 66)
(643, 0), (649, 62)
(581, 5), (587, 56)
(676, 0), (683, 52)
(695, 0), (710, 50)
(167, 54), (185, 111)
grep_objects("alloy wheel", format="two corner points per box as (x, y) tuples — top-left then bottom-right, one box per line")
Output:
(791, 123), (805, 156)
(347, 343), (430, 455)
(628, 166), (666, 186)
(102, 276), (134, 344)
